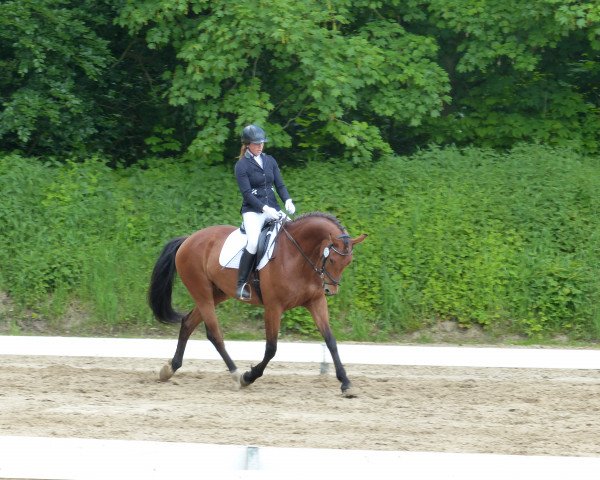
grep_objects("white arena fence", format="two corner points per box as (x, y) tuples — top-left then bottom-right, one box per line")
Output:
(1, 436), (600, 480)
(2, 335), (600, 370)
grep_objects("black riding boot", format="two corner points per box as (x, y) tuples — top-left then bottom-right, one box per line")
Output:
(236, 249), (256, 301)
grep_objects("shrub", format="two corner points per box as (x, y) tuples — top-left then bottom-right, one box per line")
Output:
(1, 144), (599, 340)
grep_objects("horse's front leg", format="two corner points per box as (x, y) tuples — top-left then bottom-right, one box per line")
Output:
(238, 307), (282, 387)
(306, 296), (356, 397)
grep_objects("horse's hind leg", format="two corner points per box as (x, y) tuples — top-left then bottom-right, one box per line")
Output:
(202, 304), (238, 375)
(159, 307), (202, 381)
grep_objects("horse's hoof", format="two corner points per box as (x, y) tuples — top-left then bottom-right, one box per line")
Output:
(342, 385), (358, 398)
(231, 370), (249, 390)
(159, 362), (174, 382)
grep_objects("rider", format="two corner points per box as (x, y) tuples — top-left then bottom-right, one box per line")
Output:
(234, 124), (296, 300)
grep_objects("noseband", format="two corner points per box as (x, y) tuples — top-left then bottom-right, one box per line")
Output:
(282, 226), (352, 289)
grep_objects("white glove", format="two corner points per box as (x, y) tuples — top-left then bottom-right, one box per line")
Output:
(285, 199), (296, 215)
(262, 205), (281, 220)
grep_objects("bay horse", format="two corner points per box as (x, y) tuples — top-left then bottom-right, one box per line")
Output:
(148, 212), (367, 397)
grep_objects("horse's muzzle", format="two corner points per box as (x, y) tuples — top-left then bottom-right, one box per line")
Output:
(324, 285), (339, 296)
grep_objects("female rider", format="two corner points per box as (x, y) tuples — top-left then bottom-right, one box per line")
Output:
(234, 124), (295, 300)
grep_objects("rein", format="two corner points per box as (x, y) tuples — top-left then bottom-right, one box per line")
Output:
(280, 220), (352, 288)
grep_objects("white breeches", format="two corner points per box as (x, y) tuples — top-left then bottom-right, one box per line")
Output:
(242, 211), (268, 254)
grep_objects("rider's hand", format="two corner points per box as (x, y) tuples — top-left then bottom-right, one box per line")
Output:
(285, 199), (296, 215)
(262, 205), (281, 220)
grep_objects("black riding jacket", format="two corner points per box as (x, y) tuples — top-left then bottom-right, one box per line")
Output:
(234, 151), (291, 214)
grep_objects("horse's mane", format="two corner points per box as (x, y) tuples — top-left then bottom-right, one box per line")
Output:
(291, 212), (347, 234)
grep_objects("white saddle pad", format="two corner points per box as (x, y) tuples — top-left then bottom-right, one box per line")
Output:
(219, 223), (281, 270)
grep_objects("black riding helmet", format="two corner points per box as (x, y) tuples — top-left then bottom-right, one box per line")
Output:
(241, 124), (268, 144)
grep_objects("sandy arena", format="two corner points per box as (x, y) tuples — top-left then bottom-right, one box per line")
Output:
(1, 353), (599, 457)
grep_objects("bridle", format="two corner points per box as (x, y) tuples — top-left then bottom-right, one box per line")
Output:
(280, 222), (352, 289)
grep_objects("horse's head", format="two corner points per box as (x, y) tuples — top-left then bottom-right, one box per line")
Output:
(319, 232), (367, 295)
(284, 213), (367, 296)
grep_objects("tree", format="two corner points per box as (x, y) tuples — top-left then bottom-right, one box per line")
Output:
(3, 0), (598, 161)
(118, 0), (451, 164)
(0, 0), (188, 162)
(405, 0), (600, 152)
(0, 0), (114, 156)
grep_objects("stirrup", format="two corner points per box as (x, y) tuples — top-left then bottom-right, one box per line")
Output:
(237, 282), (251, 301)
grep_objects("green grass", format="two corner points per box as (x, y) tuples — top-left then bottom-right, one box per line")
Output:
(1, 144), (600, 342)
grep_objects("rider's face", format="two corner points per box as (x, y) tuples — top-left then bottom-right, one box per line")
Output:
(248, 142), (264, 156)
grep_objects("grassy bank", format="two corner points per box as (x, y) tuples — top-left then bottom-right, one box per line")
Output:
(1, 144), (599, 342)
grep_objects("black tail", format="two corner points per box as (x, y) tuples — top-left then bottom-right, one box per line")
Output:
(148, 236), (188, 324)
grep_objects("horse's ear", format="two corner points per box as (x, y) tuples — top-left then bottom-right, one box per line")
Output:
(351, 234), (367, 246)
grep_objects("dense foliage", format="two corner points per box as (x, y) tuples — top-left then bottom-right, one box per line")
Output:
(0, 0), (181, 160)
(1, 1), (599, 162)
(1, 145), (599, 340)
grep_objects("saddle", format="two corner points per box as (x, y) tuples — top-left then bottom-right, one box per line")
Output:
(219, 220), (282, 303)
(240, 220), (278, 264)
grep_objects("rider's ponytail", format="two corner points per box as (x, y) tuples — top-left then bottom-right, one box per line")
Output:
(239, 144), (248, 160)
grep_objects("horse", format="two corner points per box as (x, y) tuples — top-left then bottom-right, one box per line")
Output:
(148, 212), (367, 397)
